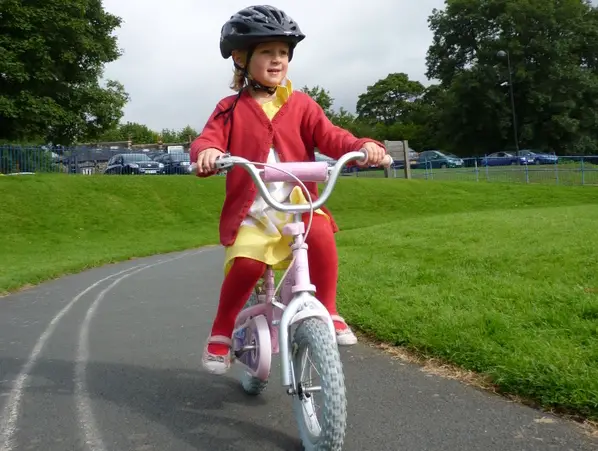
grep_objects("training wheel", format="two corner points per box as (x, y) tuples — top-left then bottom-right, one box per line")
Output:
(235, 315), (271, 381)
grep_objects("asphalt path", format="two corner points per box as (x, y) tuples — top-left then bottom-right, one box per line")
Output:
(0, 246), (596, 451)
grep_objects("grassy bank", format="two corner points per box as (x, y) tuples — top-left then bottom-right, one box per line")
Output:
(2, 174), (598, 420)
(1, 174), (222, 292)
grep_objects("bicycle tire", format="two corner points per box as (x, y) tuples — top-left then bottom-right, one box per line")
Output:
(291, 318), (347, 450)
(241, 369), (268, 396)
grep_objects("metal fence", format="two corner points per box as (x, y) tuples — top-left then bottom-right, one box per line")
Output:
(2, 145), (598, 186)
(0, 145), (185, 175)
(349, 156), (598, 186)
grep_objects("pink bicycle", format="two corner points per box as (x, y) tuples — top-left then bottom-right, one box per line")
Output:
(191, 150), (389, 450)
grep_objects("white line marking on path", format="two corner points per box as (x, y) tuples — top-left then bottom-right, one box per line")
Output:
(74, 250), (205, 451)
(0, 264), (146, 451)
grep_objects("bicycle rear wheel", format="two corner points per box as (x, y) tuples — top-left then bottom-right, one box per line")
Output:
(237, 312), (271, 396)
(238, 285), (271, 395)
(291, 318), (347, 451)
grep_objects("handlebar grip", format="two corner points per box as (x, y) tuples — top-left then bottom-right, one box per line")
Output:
(188, 153), (232, 174)
(357, 149), (392, 167)
(261, 161), (330, 183)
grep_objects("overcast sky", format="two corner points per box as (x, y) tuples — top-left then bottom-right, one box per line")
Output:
(101, 0), (446, 131)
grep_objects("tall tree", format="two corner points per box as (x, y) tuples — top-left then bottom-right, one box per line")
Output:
(0, 0), (129, 144)
(356, 73), (425, 126)
(180, 125), (199, 142)
(426, 0), (598, 155)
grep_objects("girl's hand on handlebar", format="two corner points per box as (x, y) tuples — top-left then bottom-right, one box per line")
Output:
(359, 142), (388, 167)
(196, 148), (225, 174)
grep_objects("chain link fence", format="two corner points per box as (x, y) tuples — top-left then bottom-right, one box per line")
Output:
(346, 156), (598, 186)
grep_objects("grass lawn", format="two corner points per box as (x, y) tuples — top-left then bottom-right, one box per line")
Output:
(335, 205), (598, 420)
(2, 173), (598, 420)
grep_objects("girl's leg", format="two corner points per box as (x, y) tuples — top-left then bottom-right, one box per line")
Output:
(302, 214), (357, 344)
(208, 257), (266, 355)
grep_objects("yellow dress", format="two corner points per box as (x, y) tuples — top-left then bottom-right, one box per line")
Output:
(223, 80), (329, 274)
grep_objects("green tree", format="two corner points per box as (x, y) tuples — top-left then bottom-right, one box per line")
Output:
(300, 85), (334, 117)
(95, 123), (199, 145)
(408, 85), (450, 151)
(0, 0), (129, 144)
(120, 122), (157, 144)
(179, 125), (199, 142)
(160, 128), (179, 143)
(97, 122), (156, 144)
(356, 73), (425, 126)
(330, 107), (356, 130)
(426, 0), (598, 155)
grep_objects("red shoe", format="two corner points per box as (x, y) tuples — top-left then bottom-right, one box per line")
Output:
(331, 315), (358, 346)
(202, 335), (232, 375)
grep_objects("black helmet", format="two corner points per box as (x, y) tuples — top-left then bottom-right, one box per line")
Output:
(220, 5), (305, 60)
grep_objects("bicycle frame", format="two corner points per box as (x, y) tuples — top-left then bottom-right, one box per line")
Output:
(231, 213), (336, 387)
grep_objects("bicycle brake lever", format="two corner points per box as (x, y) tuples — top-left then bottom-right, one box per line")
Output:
(213, 152), (233, 170)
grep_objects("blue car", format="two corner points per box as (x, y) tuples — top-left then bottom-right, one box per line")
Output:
(517, 149), (558, 165)
(481, 152), (527, 166)
(414, 150), (464, 169)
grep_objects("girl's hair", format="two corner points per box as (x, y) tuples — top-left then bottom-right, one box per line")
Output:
(230, 67), (247, 91)
(230, 50), (248, 92)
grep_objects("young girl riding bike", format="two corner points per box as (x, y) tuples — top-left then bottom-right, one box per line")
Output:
(190, 5), (388, 375)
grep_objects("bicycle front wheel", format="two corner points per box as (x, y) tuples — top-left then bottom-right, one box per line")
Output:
(291, 318), (347, 451)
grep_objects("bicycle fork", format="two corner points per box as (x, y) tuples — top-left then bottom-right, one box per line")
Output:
(279, 217), (337, 394)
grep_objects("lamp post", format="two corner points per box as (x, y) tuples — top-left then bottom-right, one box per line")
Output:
(497, 50), (519, 157)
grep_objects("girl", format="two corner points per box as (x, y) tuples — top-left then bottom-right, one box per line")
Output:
(191, 5), (388, 375)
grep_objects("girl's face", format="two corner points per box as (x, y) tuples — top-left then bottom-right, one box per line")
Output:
(234, 41), (290, 88)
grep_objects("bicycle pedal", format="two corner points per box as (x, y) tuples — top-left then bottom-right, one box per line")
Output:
(234, 344), (257, 359)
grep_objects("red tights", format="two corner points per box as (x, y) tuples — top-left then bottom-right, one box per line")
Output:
(208, 214), (342, 355)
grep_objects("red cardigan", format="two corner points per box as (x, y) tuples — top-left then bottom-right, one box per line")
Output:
(190, 89), (385, 246)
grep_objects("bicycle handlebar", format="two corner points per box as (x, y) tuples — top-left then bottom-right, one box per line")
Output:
(190, 150), (392, 213)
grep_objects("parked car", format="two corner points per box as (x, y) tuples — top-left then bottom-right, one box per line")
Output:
(481, 152), (527, 166)
(390, 149), (419, 169)
(153, 152), (192, 174)
(414, 150), (464, 169)
(517, 149), (558, 165)
(104, 153), (164, 175)
(147, 151), (167, 160)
